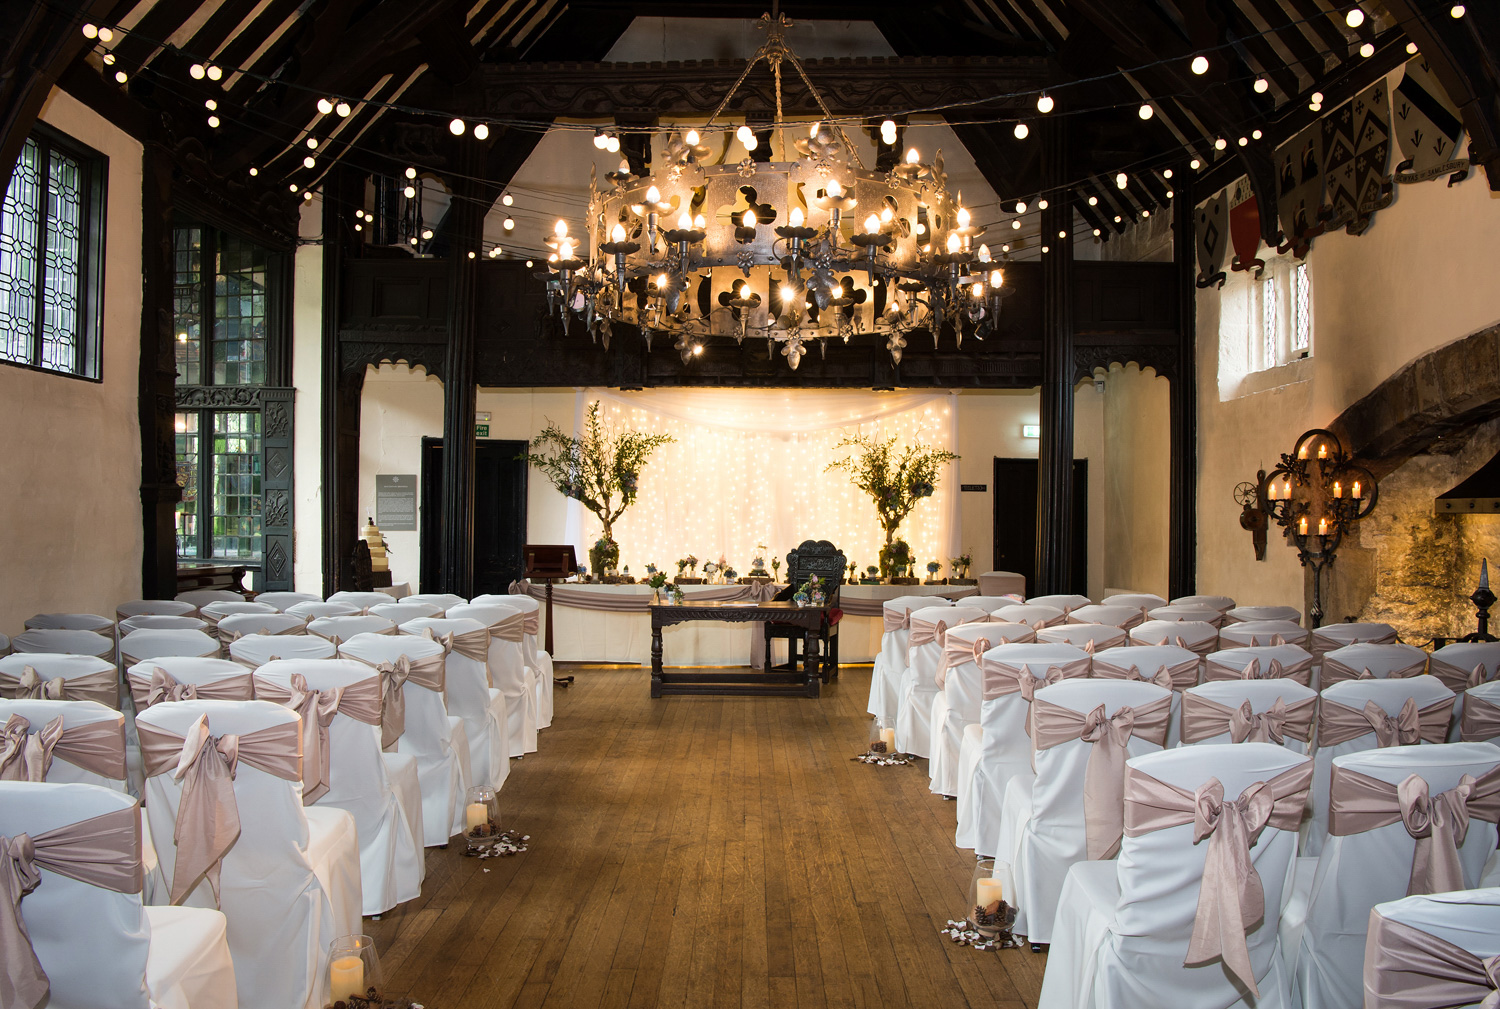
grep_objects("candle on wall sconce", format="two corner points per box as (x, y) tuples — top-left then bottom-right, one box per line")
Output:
(1318, 443), (1328, 459)
(1318, 516), (1328, 535)
(1333, 481), (1343, 498)
(1352, 480), (1362, 499)
(1299, 516), (1309, 535)
(1299, 445), (1308, 459)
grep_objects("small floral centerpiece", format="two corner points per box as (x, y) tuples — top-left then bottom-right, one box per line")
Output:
(646, 566), (669, 602)
(751, 545), (768, 573)
(577, 563), (588, 580)
(724, 567), (738, 580)
(703, 560), (718, 581)
(675, 558), (689, 575)
(771, 557), (781, 579)
(882, 539), (913, 581)
(950, 550), (973, 580)
(671, 584), (686, 604)
(926, 560), (942, 583)
(864, 564), (880, 583)
(686, 554), (698, 576)
(848, 561), (858, 581)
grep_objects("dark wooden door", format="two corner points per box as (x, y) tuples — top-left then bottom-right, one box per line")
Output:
(992, 457), (1089, 596)
(421, 438), (529, 595)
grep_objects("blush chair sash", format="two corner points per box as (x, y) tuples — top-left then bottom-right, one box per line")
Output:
(979, 656), (1090, 701)
(253, 674), (383, 803)
(345, 652), (445, 750)
(882, 608), (913, 633)
(1364, 911), (1500, 1009)
(937, 635), (990, 689)
(1432, 656), (1493, 693)
(423, 626), (492, 664)
(1031, 694), (1173, 858)
(127, 667), (254, 710)
(219, 622), (301, 647)
(137, 714), (301, 905)
(1463, 693), (1500, 742)
(1179, 694), (1316, 745)
(1095, 656), (1200, 691)
(489, 612), (525, 643)
(906, 616), (952, 652)
(1322, 655), (1428, 686)
(1318, 696), (1454, 748)
(1329, 763), (1500, 895)
(0, 667), (118, 708)
(521, 611), (539, 636)
(2, 804), (143, 1009)
(1204, 656), (1314, 687)
(0, 713), (127, 781)
(1123, 759), (1311, 997)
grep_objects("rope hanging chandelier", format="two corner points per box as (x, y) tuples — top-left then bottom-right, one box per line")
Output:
(543, 12), (1013, 370)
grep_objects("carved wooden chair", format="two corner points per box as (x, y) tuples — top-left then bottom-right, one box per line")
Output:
(765, 539), (846, 681)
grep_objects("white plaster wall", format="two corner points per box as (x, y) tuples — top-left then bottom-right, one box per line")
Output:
(1101, 363), (1171, 597)
(0, 89), (143, 633)
(1196, 167), (1500, 608)
(292, 202), (323, 593)
(358, 364), (444, 588)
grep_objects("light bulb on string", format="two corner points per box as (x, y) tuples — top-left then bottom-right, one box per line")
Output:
(1252, 129), (1263, 140)
(1138, 103), (1153, 120)
(305, 137), (316, 148)
(1115, 172), (1128, 189)
(501, 193), (513, 206)
(685, 129), (700, 146)
(736, 125), (754, 144)
(114, 71), (128, 84)
(476, 123), (491, 141)
(1190, 158), (1201, 169)
(102, 53), (115, 64)
(82, 24), (98, 38)
(317, 98), (334, 114)
(1238, 136), (1249, 146)
(593, 131), (608, 149)
(1360, 42), (1375, 57)
(1309, 101), (1322, 112)
(1254, 78), (1269, 93)
(468, 251), (475, 259)
(403, 185), (416, 198)
(303, 156), (315, 168)
(249, 167), (258, 176)
(1015, 201), (1028, 213)
(405, 166), (417, 180)
(422, 229), (434, 240)
(743, 134), (757, 151)
(289, 183), (298, 193)
(207, 115), (219, 128)
(1037, 198), (1048, 209)
(97, 26), (113, 42)
(1013, 123), (1029, 139)
(1011, 219), (1021, 229)
(1452, 4), (1466, 16)
(449, 118), (466, 136)
(1407, 42), (1419, 53)
(1036, 94), (1054, 113)
(1163, 169), (1173, 179)
(335, 101), (351, 117)
(1215, 137), (1228, 150)
(1191, 55), (1209, 74)
(1345, 7), (1365, 27)
(190, 63), (206, 79)
(1312, 92), (1325, 104)
(206, 65), (221, 80)
(303, 191), (313, 202)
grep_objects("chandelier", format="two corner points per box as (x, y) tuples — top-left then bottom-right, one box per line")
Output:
(543, 13), (1013, 370)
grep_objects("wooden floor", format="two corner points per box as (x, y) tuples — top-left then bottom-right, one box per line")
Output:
(365, 664), (1046, 1008)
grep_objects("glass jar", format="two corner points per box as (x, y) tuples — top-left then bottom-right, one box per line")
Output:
(328, 934), (381, 1004)
(465, 785), (500, 851)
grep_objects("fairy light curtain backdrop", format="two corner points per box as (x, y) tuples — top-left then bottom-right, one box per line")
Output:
(568, 388), (962, 578)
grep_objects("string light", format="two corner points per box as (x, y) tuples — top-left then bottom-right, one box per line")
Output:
(1360, 42), (1375, 57)
(449, 118), (466, 136)
(82, 24), (98, 38)
(421, 229), (434, 240)
(1345, 7), (1365, 28)
(1191, 55), (1209, 75)
(1115, 172), (1128, 189)
(1013, 123), (1029, 139)
(1407, 42), (1419, 54)
(205, 65), (221, 81)
(1015, 201), (1027, 213)
(289, 183), (298, 192)
(503, 217), (514, 230)
(1451, 4), (1465, 17)
(468, 251), (476, 259)
(1254, 78), (1269, 93)
(1190, 158), (1201, 170)
(303, 191), (313, 202)
(317, 98), (334, 114)
(102, 53), (115, 65)
(206, 99), (218, 110)
(249, 167), (258, 176)
(303, 155), (316, 168)
(336, 101), (351, 117)
(1215, 137), (1228, 150)
(97, 27), (113, 42)
(475, 123), (491, 141)
(1036, 94), (1054, 113)
(1252, 129), (1263, 140)
(502, 193), (513, 206)
(190, 63), (206, 79)
(208, 115), (220, 128)
(1037, 199), (1048, 209)
(593, 131), (608, 149)
(306, 137), (317, 149)
(1088, 196), (1098, 205)
(1162, 169), (1173, 179)
(1138, 103), (1153, 120)
(403, 185), (416, 198)
(405, 166), (417, 180)
(1238, 136), (1248, 146)
(114, 71), (128, 84)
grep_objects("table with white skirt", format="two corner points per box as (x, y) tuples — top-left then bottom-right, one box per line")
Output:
(514, 581), (972, 666)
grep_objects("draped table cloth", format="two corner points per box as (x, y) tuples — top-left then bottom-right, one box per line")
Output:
(511, 580), (971, 665)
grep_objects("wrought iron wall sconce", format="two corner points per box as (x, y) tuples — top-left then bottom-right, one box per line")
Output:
(1247, 428), (1378, 627)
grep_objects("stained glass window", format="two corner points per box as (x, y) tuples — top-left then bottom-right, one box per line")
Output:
(0, 129), (101, 376)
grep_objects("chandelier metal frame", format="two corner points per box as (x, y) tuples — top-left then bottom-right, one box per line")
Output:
(543, 12), (1013, 370)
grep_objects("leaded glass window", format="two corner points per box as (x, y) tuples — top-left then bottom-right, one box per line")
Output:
(175, 412), (200, 558)
(0, 129), (103, 377)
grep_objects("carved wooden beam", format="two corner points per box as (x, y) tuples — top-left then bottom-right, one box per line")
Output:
(458, 55), (1048, 117)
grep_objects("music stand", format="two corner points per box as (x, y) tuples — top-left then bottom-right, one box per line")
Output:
(525, 544), (578, 686)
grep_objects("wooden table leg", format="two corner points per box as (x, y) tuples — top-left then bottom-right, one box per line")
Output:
(651, 621), (664, 698)
(803, 627), (820, 698)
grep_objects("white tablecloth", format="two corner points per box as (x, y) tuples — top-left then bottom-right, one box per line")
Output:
(525, 582), (968, 665)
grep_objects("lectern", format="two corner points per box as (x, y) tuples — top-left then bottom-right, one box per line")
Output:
(524, 544), (578, 686)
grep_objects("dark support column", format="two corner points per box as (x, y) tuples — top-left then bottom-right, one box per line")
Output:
(1169, 172), (1198, 598)
(1035, 117), (1076, 596)
(439, 166), (482, 596)
(138, 143), (179, 598)
(320, 169), (350, 596)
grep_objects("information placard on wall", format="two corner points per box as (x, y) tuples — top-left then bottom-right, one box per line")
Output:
(376, 474), (418, 531)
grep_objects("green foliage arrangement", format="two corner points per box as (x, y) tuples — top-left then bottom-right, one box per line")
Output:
(523, 401), (674, 570)
(825, 434), (958, 573)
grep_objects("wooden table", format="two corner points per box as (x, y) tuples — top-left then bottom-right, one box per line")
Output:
(651, 600), (832, 698)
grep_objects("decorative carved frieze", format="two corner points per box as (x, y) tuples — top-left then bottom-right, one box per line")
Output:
(176, 385), (263, 408)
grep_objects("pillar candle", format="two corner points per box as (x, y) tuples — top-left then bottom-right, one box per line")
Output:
(1352, 480), (1362, 499)
(329, 956), (364, 1002)
(1318, 517), (1328, 535)
(1333, 481), (1342, 498)
(879, 727), (896, 749)
(1299, 516), (1308, 535)
(976, 877), (1004, 907)
(465, 802), (488, 832)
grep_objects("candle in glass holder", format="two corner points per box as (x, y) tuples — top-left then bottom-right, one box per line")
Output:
(880, 727), (896, 750)
(1299, 516), (1308, 535)
(1352, 480), (1362, 499)
(329, 956), (364, 1002)
(976, 877), (1004, 908)
(1333, 481), (1342, 498)
(465, 802), (488, 832)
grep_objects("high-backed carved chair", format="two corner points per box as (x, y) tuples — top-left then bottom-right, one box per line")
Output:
(764, 539), (846, 681)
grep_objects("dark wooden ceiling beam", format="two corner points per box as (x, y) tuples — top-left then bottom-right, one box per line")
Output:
(108, 0), (200, 71)
(178, 0), (270, 62)
(1241, 0), (1327, 79)
(1280, 0), (1352, 57)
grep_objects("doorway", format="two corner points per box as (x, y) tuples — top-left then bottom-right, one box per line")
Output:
(992, 457), (1089, 596)
(420, 438), (529, 595)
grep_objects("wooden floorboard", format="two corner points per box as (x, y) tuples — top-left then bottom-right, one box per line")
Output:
(364, 664), (1045, 1008)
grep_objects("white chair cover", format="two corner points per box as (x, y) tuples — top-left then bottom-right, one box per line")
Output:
(867, 595), (950, 724)
(116, 600), (198, 621)
(284, 601), (361, 621)
(1319, 642), (1429, 685)
(978, 571), (1027, 596)
(1225, 605), (1303, 625)
(1041, 744), (1309, 1009)
(1206, 644), (1317, 687)
(119, 615), (210, 636)
(1430, 641), (1500, 693)
(228, 633), (336, 668)
(25, 612), (113, 633)
(337, 633), (471, 844)
(1290, 742), (1500, 1009)
(959, 642), (1090, 854)
(368, 601), (444, 624)
(1218, 620), (1312, 649)
(119, 630), (220, 666)
(11, 629), (115, 662)
(1171, 594), (1236, 612)
(1027, 594), (1093, 614)
(448, 603), (538, 756)
(216, 612), (308, 642)
(252, 660), (425, 915)
(963, 595), (1027, 613)
(175, 589), (246, 606)
(307, 615), (397, 644)
(135, 700), (361, 1009)
(196, 601), (276, 627)
(0, 653), (119, 708)
(0, 780), (238, 1009)
(326, 591), (398, 611)
(468, 595), (551, 730)
(1130, 618), (1219, 657)
(1001, 679), (1172, 942)
(402, 617), (510, 791)
(125, 657), (254, 710)
(1309, 621), (1398, 660)
(1068, 604), (1147, 630)
(1305, 677), (1457, 857)
(1461, 680), (1500, 744)
(403, 592), (467, 612)
(1146, 604), (1226, 628)
(1093, 643), (1201, 745)
(251, 592), (322, 613)
(0, 698), (127, 787)
(932, 621), (1035, 800)
(896, 606), (987, 758)
(992, 603), (1066, 628)
(1102, 592), (1168, 610)
(1363, 887), (1500, 1008)
(1178, 679), (1319, 753)
(1037, 622), (1129, 651)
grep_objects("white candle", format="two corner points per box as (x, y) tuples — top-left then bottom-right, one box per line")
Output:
(976, 877), (1004, 907)
(879, 727), (896, 749)
(465, 802), (488, 832)
(329, 955), (364, 1002)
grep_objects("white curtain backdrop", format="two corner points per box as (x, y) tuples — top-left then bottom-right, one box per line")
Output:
(575, 388), (961, 578)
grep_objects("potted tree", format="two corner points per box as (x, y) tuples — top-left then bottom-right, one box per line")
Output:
(523, 401), (673, 580)
(826, 434), (958, 581)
